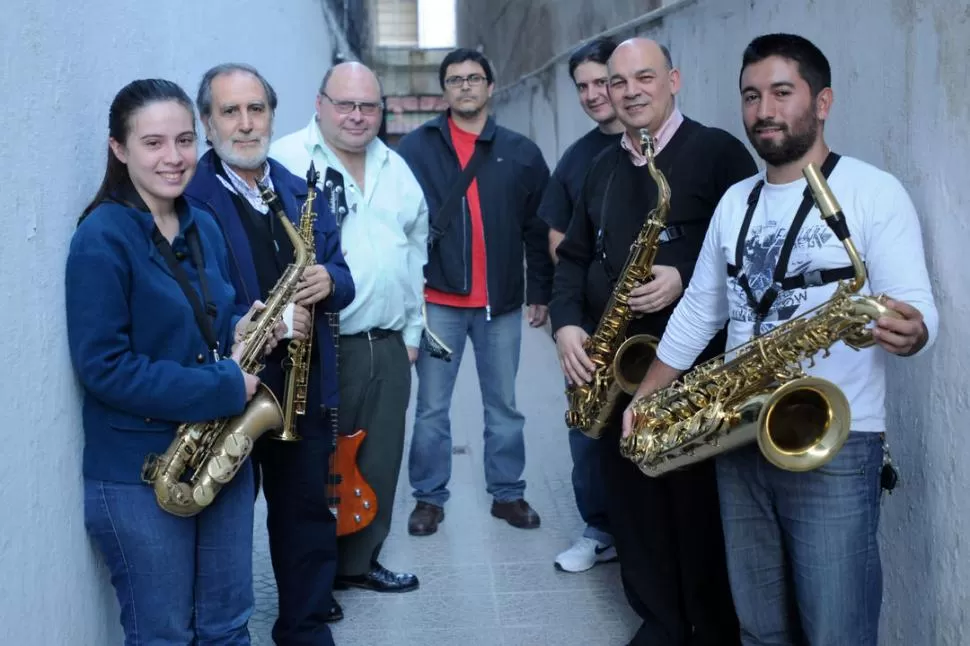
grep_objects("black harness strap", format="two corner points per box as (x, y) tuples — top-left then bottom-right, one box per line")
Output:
(727, 153), (853, 327)
(152, 226), (221, 361)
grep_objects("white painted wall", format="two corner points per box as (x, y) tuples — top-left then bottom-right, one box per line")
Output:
(0, 2), (336, 643)
(485, 0), (969, 644)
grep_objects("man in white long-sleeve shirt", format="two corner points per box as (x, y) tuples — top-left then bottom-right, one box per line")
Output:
(624, 34), (938, 646)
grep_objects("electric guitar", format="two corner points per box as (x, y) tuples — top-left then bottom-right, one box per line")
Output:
(322, 167), (378, 536)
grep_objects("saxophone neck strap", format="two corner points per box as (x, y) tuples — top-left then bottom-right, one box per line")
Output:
(728, 152), (844, 323)
(152, 226), (221, 360)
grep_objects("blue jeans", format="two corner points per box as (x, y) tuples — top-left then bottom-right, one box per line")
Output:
(410, 303), (525, 506)
(716, 432), (885, 646)
(84, 465), (255, 645)
(568, 426), (612, 544)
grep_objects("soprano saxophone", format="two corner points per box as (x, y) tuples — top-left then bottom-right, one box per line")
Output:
(565, 128), (670, 439)
(620, 162), (901, 477)
(141, 174), (312, 517)
(276, 162), (321, 442)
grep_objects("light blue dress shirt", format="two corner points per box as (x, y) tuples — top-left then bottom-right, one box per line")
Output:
(270, 116), (429, 348)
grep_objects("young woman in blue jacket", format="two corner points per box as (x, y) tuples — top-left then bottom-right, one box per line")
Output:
(65, 79), (281, 644)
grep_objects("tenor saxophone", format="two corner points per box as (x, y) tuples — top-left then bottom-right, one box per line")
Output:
(620, 162), (900, 477)
(276, 163), (321, 442)
(565, 128), (670, 439)
(141, 174), (312, 517)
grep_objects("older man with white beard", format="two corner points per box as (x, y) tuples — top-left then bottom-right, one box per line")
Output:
(184, 62), (355, 646)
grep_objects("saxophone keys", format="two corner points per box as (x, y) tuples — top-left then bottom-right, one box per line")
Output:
(207, 455), (236, 483)
(193, 482), (215, 507)
(223, 434), (252, 458)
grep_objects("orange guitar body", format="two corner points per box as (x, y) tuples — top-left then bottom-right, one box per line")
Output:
(328, 429), (378, 537)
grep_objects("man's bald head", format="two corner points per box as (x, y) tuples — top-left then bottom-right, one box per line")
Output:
(610, 37), (673, 73)
(606, 37), (680, 139)
(315, 61), (385, 154)
(319, 61), (383, 99)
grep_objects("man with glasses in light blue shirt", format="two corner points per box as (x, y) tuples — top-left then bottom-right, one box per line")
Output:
(271, 60), (428, 620)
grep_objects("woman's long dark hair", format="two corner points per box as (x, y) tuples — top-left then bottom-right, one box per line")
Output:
(79, 79), (195, 224)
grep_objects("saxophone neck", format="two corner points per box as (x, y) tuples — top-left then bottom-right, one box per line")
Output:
(802, 162), (865, 293)
(256, 179), (312, 268)
(639, 128), (672, 220)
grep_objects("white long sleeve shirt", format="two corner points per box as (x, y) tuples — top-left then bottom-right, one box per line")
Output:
(657, 155), (939, 433)
(270, 116), (429, 348)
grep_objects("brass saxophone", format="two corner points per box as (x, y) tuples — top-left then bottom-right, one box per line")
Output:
(565, 128), (670, 439)
(620, 161), (901, 477)
(141, 173), (312, 517)
(277, 162), (321, 442)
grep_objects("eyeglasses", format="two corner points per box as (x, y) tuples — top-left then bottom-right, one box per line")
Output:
(320, 92), (383, 116)
(444, 74), (487, 88)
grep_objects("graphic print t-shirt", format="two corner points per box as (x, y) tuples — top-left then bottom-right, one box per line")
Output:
(732, 179), (839, 329)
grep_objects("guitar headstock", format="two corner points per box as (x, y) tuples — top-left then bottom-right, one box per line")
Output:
(322, 167), (349, 228)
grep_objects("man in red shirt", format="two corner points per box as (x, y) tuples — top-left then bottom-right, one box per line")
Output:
(397, 48), (553, 535)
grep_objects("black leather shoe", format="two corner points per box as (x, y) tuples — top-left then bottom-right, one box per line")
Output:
(333, 562), (419, 593)
(408, 501), (444, 536)
(324, 599), (343, 623)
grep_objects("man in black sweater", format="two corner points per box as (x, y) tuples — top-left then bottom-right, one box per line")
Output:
(550, 38), (757, 646)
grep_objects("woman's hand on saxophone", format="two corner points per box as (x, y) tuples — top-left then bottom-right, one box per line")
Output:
(233, 300), (288, 355)
(228, 343), (262, 402)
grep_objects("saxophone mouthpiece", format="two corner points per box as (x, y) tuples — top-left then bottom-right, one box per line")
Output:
(306, 161), (320, 189)
(639, 128), (655, 159)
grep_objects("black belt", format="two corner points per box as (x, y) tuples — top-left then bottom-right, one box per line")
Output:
(340, 328), (398, 340)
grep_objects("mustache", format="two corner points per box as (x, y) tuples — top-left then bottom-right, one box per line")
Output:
(752, 120), (787, 132)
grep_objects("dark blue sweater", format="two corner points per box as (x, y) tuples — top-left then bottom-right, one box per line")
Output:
(184, 151), (355, 410)
(66, 196), (248, 483)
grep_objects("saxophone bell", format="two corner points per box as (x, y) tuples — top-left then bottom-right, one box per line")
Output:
(751, 376), (851, 472)
(612, 334), (659, 395)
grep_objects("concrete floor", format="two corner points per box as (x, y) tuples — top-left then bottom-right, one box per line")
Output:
(250, 318), (640, 645)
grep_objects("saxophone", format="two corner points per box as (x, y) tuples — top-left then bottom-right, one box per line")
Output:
(620, 161), (901, 477)
(565, 128), (670, 439)
(141, 173), (312, 517)
(277, 162), (321, 442)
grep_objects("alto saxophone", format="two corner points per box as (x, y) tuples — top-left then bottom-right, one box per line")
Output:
(276, 162), (321, 442)
(620, 162), (901, 477)
(141, 173), (312, 517)
(565, 128), (670, 439)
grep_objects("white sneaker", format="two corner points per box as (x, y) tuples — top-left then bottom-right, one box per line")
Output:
(554, 536), (617, 573)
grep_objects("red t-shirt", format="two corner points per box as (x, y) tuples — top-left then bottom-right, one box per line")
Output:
(425, 118), (488, 309)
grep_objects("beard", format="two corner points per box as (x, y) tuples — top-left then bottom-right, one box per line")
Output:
(209, 127), (271, 171)
(746, 109), (819, 167)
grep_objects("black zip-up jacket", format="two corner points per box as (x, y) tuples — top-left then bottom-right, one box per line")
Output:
(396, 112), (553, 316)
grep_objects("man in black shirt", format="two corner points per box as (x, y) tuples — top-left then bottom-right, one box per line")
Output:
(550, 38), (757, 646)
(538, 36), (624, 575)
